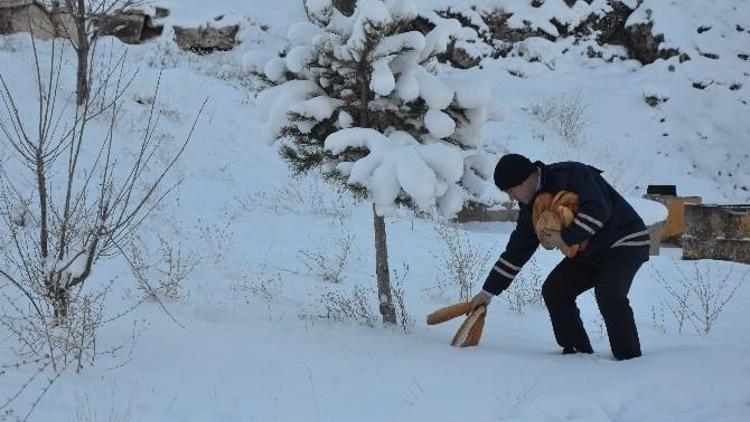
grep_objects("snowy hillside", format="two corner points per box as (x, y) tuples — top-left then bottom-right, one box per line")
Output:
(1, 1), (749, 421)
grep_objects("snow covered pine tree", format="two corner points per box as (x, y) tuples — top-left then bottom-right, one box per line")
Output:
(251, 0), (501, 324)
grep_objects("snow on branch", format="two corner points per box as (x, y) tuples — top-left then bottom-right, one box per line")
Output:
(252, 0), (503, 217)
(325, 128), (465, 216)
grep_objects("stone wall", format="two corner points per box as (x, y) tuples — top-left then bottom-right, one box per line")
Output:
(683, 204), (750, 264)
(0, 1), (56, 40)
(454, 202), (519, 224)
(0, 1), (164, 46)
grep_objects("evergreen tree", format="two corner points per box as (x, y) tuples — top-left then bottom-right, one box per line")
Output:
(253, 0), (501, 324)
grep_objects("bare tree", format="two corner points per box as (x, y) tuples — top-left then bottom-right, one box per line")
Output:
(53, 0), (143, 105)
(0, 34), (204, 339)
(0, 353), (64, 422)
(653, 260), (747, 335)
(431, 225), (493, 302)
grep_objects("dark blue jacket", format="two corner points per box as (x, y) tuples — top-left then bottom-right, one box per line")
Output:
(482, 161), (650, 296)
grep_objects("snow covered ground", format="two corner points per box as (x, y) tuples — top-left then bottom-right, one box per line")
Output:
(1, 1), (749, 421)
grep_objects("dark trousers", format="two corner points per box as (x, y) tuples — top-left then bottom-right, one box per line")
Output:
(541, 249), (646, 360)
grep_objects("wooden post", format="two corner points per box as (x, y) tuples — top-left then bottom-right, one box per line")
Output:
(644, 194), (702, 244)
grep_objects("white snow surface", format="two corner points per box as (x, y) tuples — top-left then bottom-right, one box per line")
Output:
(628, 197), (669, 226)
(1, 1), (750, 421)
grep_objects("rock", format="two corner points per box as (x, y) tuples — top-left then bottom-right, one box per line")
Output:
(589, 0), (633, 46)
(644, 94), (668, 107)
(682, 204), (750, 264)
(454, 201), (519, 223)
(410, 13), (484, 68)
(439, 40), (481, 69)
(480, 9), (556, 58)
(93, 12), (146, 44)
(154, 7), (169, 19)
(0, 0), (56, 40)
(625, 22), (680, 64)
(692, 80), (711, 90)
(173, 24), (239, 54)
(483, 10), (554, 44)
(472, 1), (680, 65)
(140, 13), (164, 41)
(332, 0), (356, 16)
(624, 23), (660, 63)
(477, 0), (682, 66)
(50, 8), (79, 45)
(94, 7), (166, 44)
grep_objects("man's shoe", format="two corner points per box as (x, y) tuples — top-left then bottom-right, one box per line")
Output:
(577, 345), (594, 354)
(562, 346), (594, 355)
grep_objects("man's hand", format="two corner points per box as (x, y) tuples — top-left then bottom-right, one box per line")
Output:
(539, 232), (554, 250)
(541, 229), (567, 250)
(469, 290), (493, 314)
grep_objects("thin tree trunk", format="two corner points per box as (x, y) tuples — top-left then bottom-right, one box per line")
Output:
(373, 205), (396, 324)
(36, 150), (49, 257)
(75, 0), (89, 105)
(52, 285), (69, 320)
(358, 43), (395, 325)
(76, 46), (88, 105)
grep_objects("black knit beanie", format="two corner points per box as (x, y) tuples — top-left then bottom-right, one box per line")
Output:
(494, 154), (535, 190)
